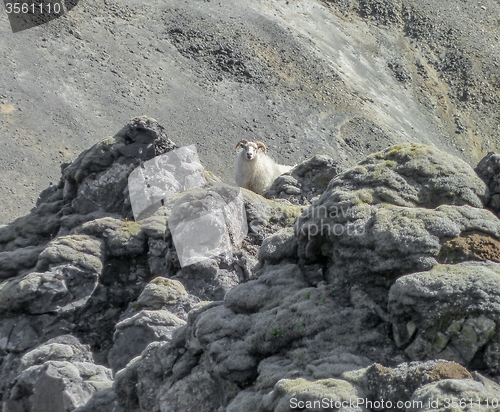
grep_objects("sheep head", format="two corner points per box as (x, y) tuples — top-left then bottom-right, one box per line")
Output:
(236, 140), (267, 160)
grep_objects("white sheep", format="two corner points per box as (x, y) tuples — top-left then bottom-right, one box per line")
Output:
(234, 140), (292, 194)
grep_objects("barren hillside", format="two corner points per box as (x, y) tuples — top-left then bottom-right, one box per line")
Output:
(1, 0), (499, 224)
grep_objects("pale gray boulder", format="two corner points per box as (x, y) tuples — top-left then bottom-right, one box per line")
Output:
(5, 361), (112, 412)
(108, 309), (185, 374)
(114, 276), (200, 329)
(328, 143), (488, 209)
(76, 218), (147, 258)
(0, 235), (104, 354)
(0, 234), (105, 359)
(408, 377), (500, 412)
(389, 261), (500, 373)
(295, 144), (500, 290)
(259, 377), (368, 412)
(20, 336), (93, 369)
(0, 265), (99, 316)
(136, 277), (189, 311)
(257, 227), (298, 266)
(4, 336), (113, 412)
(35, 235), (104, 273)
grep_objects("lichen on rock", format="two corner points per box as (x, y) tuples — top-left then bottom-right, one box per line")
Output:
(295, 144), (499, 295)
(389, 261), (500, 369)
(2, 121), (500, 412)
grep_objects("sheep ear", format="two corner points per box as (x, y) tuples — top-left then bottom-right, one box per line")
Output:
(235, 140), (248, 149)
(255, 141), (267, 153)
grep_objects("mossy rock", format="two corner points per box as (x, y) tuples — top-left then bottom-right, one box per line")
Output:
(136, 277), (188, 310)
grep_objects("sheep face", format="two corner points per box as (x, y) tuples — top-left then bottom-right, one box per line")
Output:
(236, 140), (266, 161)
(243, 143), (258, 160)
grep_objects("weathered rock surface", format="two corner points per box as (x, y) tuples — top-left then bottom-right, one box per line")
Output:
(365, 360), (472, 409)
(476, 151), (500, 217)
(111, 259), (399, 410)
(437, 232), (500, 264)
(2, 122), (500, 412)
(389, 262), (500, 371)
(264, 155), (343, 205)
(0, 116), (175, 268)
(4, 335), (113, 412)
(294, 144), (498, 297)
(108, 309), (185, 374)
(409, 378), (500, 412)
(135, 277), (190, 311)
(0, 117), (319, 410)
(260, 377), (367, 412)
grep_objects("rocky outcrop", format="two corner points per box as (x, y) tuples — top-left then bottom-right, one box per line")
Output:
(1, 121), (500, 411)
(294, 144), (497, 297)
(4, 335), (113, 412)
(264, 155), (343, 205)
(0, 116), (176, 268)
(389, 261), (500, 371)
(476, 151), (500, 216)
(0, 117), (180, 409)
(0, 117), (309, 410)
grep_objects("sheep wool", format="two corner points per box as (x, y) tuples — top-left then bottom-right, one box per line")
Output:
(234, 140), (292, 194)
